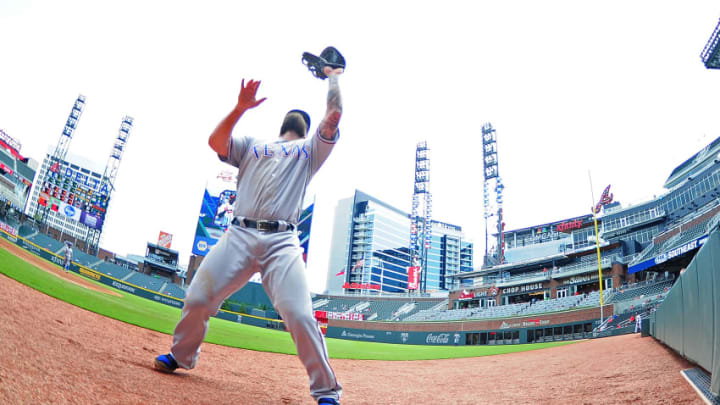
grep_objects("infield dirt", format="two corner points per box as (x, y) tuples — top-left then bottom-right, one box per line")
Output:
(0, 249), (702, 404)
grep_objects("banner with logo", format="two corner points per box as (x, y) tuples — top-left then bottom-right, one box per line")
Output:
(191, 187), (236, 256)
(79, 211), (104, 230)
(407, 266), (420, 290)
(192, 180), (314, 258)
(58, 201), (82, 221)
(459, 289), (475, 300)
(158, 231), (173, 249)
(342, 282), (381, 290)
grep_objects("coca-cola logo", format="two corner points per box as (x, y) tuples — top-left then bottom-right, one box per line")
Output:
(426, 333), (450, 344)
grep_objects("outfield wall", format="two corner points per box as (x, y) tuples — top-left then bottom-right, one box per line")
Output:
(651, 225), (720, 396)
(327, 306), (614, 345)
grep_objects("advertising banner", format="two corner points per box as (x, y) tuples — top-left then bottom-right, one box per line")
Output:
(158, 231), (173, 249)
(0, 220), (18, 237)
(342, 282), (381, 290)
(297, 203), (314, 264)
(59, 201), (82, 221)
(459, 289), (475, 300)
(192, 178), (314, 259)
(191, 187), (236, 256)
(79, 211), (104, 230)
(407, 266), (420, 290)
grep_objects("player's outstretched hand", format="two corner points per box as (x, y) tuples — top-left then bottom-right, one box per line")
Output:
(237, 79), (267, 111)
(323, 66), (344, 77)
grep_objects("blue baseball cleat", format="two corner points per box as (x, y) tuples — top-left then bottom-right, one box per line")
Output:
(317, 398), (340, 405)
(153, 353), (178, 373)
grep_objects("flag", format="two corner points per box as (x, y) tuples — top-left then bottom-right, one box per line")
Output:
(351, 259), (365, 272)
(335, 268), (346, 276)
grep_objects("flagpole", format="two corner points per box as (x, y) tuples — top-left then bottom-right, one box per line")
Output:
(588, 171), (605, 326)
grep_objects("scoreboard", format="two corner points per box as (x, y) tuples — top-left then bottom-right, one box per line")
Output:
(37, 161), (109, 230)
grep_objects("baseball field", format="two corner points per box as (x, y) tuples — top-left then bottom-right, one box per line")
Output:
(0, 241), (701, 404)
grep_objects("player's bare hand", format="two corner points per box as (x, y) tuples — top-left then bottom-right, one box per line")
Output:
(323, 66), (344, 77)
(236, 79), (267, 111)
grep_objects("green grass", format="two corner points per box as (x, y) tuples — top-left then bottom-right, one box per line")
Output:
(0, 247), (576, 360)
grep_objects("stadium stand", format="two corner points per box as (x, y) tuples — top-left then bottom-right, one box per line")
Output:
(519, 295), (584, 316)
(28, 233), (64, 253)
(576, 290), (614, 307)
(94, 262), (132, 280)
(73, 249), (97, 267)
(612, 280), (673, 302)
(163, 283), (187, 299)
(17, 224), (36, 238)
(125, 272), (168, 292)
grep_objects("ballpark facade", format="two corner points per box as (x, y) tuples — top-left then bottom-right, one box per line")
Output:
(452, 135), (720, 311)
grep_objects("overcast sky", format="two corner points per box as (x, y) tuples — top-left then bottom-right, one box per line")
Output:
(1, 1), (719, 293)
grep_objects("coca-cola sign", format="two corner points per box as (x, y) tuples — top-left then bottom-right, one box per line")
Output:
(426, 333), (450, 344)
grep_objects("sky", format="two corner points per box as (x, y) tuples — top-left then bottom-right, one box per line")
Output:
(1, 1), (719, 293)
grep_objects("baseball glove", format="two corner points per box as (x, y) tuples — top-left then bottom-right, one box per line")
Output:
(302, 46), (346, 80)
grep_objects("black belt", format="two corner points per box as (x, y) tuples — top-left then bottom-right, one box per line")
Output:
(232, 217), (296, 233)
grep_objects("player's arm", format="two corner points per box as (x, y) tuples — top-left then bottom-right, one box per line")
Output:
(208, 79), (267, 158)
(318, 67), (343, 141)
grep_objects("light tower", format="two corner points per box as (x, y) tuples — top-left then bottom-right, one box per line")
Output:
(85, 116), (134, 252)
(410, 141), (432, 292)
(482, 123), (505, 267)
(701, 17), (720, 69)
(37, 95), (86, 225)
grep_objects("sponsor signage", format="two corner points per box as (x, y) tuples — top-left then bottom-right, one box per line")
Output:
(342, 282), (381, 290)
(502, 282), (543, 295)
(79, 268), (101, 280)
(459, 290), (475, 300)
(500, 319), (551, 329)
(629, 234), (708, 274)
(340, 330), (377, 341)
(326, 312), (364, 321)
(59, 201), (82, 221)
(0, 220), (18, 237)
(79, 211), (103, 230)
(0, 129), (22, 152)
(566, 274), (599, 285)
(426, 333), (451, 344)
(158, 231), (173, 249)
(556, 219), (584, 233)
(407, 266), (420, 290)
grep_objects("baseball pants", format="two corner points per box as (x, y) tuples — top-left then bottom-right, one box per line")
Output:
(171, 224), (342, 401)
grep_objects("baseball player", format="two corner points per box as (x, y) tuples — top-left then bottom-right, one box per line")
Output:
(62, 241), (73, 273)
(154, 66), (344, 405)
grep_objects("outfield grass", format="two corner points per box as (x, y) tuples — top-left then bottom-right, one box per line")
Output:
(0, 247), (577, 360)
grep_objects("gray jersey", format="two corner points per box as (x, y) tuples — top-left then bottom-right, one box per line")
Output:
(220, 128), (337, 224)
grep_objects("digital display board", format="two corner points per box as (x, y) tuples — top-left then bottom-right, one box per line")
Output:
(37, 161), (108, 229)
(192, 181), (314, 261)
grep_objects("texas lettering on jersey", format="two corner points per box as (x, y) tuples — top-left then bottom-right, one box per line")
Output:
(251, 142), (310, 160)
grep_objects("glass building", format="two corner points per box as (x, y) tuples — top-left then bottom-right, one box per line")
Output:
(326, 190), (473, 295)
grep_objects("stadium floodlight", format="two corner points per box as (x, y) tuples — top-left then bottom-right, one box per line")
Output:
(701, 18), (720, 69)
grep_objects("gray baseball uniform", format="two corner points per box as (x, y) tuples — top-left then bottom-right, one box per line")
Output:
(170, 129), (342, 401)
(63, 245), (73, 271)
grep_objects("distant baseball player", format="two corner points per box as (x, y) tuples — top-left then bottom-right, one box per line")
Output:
(62, 241), (73, 273)
(153, 66), (344, 404)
